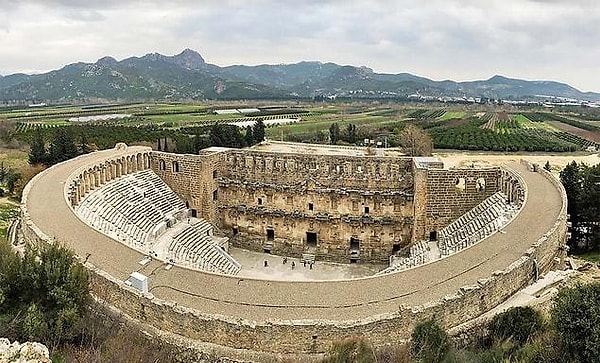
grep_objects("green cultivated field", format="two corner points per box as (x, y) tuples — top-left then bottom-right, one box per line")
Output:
(439, 111), (466, 120)
(2, 102), (599, 153)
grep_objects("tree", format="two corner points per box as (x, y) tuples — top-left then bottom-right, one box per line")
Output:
(410, 319), (451, 363)
(244, 125), (254, 146)
(209, 124), (245, 148)
(28, 129), (47, 165)
(49, 128), (78, 165)
(400, 124), (433, 156)
(560, 162), (600, 251)
(78, 133), (92, 155)
(193, 133), (210, 153)
(580, 164), (600, 251)
(329, 123), (341, 144)
(5, 170), (21, 194)
(560, 161), (581, 227)
(344, 123), (357, 144)
(552, 283), (600, 363)
(252, 119), (266, 144)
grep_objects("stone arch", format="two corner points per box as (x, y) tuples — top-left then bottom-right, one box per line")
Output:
(99, 165), (106, 185)
(136, 154), (143, 170)
(476, 177), (486, 192)
(78, 176), (85, 200)
(87, 169), (95, 189)
(128, 156), (134, 173)
(107, 161), (114, 181)
(455, 177), (466, 191)
(159, 159), (166, 171)
(92, 167), (98, 187)
(116, 159), (123, 178)
(115, 158), (121, 177)
(172, 160), (180, 172)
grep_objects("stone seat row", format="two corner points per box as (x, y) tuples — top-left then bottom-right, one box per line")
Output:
(377, 240), (431, 274)
(168, 220), (240, 275)
(438, 192), (519, 257)
(441, 192), (506, 236)
(76, 169), (188, 249)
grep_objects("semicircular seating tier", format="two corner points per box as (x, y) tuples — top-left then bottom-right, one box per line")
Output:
(379, 191), (523, 274)
(76, 169), (240, 275)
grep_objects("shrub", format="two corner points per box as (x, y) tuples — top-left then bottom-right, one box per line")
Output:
(321, 336), (376, 363)
(0, 240), (89, 347)
(552, 283), (600, 363)
(376, 344), (410, 363)
(516, 329), (564, 363)
(23, 303), (48, 341)
(410, 319), (451, 363)
(488, 306), (543, 345)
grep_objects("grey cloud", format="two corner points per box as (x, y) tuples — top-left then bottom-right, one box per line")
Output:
(0, 0), (598, 91)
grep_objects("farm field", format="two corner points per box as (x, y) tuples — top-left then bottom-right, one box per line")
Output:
(2, 102), (600, 154)
(545, 120), (600, 143)
(438, 111), (466, 120)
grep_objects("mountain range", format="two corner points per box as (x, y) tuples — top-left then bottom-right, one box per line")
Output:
(1, 49), (598, 103)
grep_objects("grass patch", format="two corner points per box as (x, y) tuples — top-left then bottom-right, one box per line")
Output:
(515, 114), (558, 132)
(514, 114), (533, 127)
(439, 111), (466, 121)
(0, 148), (30, 171)
(573, 250), (600, 263)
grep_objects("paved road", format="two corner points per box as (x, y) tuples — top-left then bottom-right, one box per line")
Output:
(25, 148), (563, 322)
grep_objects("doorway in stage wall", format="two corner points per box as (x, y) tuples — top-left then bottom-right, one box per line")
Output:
(306, 231), (317, 248)
(429, 230), (437, 241)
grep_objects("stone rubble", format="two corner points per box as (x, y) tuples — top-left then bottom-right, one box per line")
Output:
(0, 338), (51, 363)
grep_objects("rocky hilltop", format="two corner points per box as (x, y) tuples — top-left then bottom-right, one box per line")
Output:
(1, 49), (598, 103)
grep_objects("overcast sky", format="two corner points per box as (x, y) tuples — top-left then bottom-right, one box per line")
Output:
(1, 0), (599, 91)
